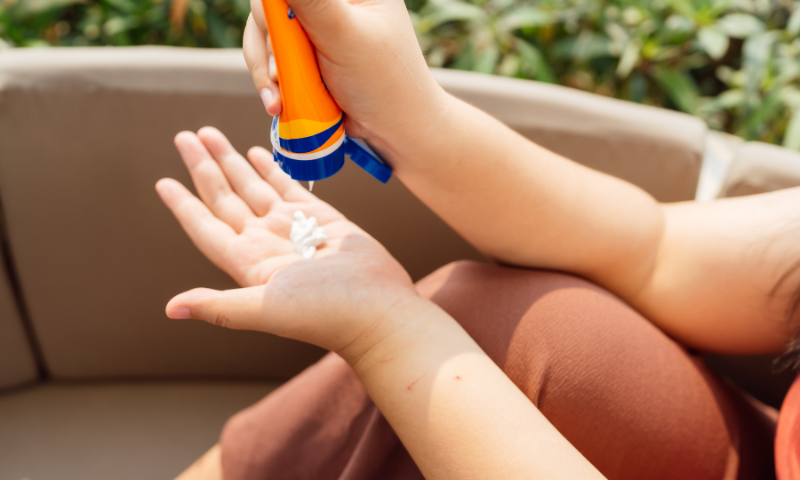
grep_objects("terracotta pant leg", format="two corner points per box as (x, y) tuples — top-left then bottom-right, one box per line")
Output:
(220, 261), (776, 480)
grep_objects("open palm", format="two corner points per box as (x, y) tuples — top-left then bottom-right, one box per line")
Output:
(158, 127), (361, 288)
(156, 127), (416, 352)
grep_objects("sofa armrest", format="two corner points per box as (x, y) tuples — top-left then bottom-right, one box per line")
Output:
(719, 141), (800, 198)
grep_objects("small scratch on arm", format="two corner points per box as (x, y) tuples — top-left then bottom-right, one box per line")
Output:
(407, 374), (425, 391)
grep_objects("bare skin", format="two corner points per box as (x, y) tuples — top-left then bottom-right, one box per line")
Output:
(166, 0), (800, 477)
(174, 444), (222, 480)
(163, 127), (604, 480)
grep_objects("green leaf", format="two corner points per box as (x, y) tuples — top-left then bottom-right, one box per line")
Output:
(105, 0), (137, 14)
(487, 0), (514, 12)
(605, 22), (629, 54)
(664, 14), (695, 34)
(103, 16), (138, 36)
(554, 31), (612, 61)
(716, 88), (745, 108)
(473, 44), (499, 73)
(23, 39), (52, 47)
(628, 72), (647, 102)
(783, 107), (800, 150)
(740, 31), (777, 106)
(405, 0), (426, 13)
(498, 6), (552, 32)
(13, 0), (86, 18)
(497, 53), (520, 76)
(715, 13), (764, 38)
(207, 8), (236, 48)
(788, 8), (800, 37)
(425, 46), (447, 67)
(740, 89), (782, 138)
(781, 87), (800, 108)
(516, 38), (557, 83)
(231, 0), (250, 17)
(652, 65), (700, 114)
(421, 1), (485, 31)
(698, 26), (729, 59)
(616, 40), (640, 78)
(450, 44), (475, 70)
(665, 0), (696, 19)
(742, 30), (776, 65)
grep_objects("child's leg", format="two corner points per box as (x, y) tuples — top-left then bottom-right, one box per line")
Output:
(220, 261), (776, 480)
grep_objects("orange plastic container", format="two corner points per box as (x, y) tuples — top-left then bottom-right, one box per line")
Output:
(262, 0), (391, 183)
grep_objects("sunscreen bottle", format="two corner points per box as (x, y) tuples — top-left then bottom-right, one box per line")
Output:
(262, 0), (392, 184)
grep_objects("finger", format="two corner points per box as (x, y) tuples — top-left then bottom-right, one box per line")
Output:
(174, 131), (255, 233)
(267, 36), (278, 83)
(197, 126), (281, 216)
(244, 15), (282, 116)
(249, 0), (267, 32)
(248, 146), (316, 202)
(155, 178), (238, 270)
(166, 286), (271, 332)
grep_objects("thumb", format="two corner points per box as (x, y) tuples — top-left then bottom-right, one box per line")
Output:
(166, 287), (267, 331)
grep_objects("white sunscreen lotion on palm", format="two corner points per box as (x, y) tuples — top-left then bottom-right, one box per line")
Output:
(291, 211), (327, 259)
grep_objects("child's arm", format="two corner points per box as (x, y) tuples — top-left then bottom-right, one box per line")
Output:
(244, 0), (662, 302)
(402, 99), (800, 354)
(246, 0), (800, 354)
(158, 128), (605, 480)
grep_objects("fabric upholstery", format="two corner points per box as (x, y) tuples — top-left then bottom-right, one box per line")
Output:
(719, 141), (800, 198)
(0, 48), (325, 379)
(0, 253), (37, 390)
(0, 46), (704, 380)
(0, 381), (277, 480)
(0, 46), (485, 379)
(433, 69), (706, 202)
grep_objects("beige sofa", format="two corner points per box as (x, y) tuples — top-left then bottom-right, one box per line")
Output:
(0, 46), (794, 479)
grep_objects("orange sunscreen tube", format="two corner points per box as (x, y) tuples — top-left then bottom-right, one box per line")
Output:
(262, 0), (391, 183)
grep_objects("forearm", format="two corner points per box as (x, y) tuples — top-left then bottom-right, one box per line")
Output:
(342, 296), (604, 480)
(372, 92), (665, 298)
(370, 88), (800, 353)
(634, 188), (800, 353)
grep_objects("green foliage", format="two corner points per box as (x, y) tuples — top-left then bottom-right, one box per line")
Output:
(412, 0), (800, 147)
(0, 0), (249, 48)
(3, 0), (800, 147)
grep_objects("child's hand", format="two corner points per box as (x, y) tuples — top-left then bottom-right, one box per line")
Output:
(244, 0), (450, 160)
(156, 127), (424, 358)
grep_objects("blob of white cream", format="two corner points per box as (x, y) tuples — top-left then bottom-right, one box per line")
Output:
(290, 211), (328, 259)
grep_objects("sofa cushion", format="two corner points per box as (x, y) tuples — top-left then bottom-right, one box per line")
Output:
(0, 381), (276, 480)
(0, 257), (38, 390)
(0, 47), (332, 380)
(0, 47), (485, 380)
(0, 46), (705, 380)
(434, 69), (706, 202)
(719, 141), (800, 197)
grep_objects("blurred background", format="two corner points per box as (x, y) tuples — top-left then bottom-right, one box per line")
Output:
(2, 0), (800, 148)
